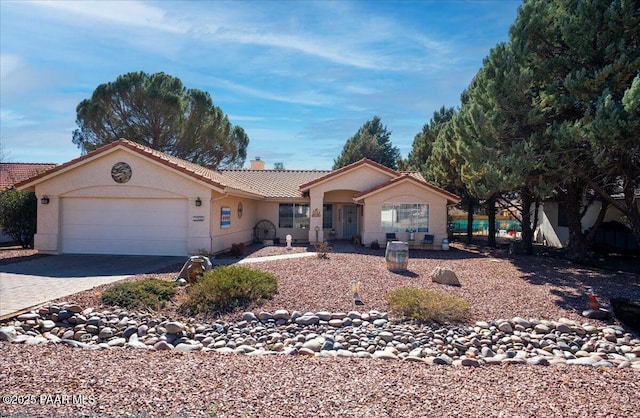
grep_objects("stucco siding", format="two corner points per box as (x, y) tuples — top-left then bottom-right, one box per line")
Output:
(31, 149), (212, 255)
(360, 182), (449, 247)
(310, 166), (393, 195)
(209, 195), (257, 254)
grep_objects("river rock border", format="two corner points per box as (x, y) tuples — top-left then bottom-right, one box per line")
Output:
(1, 303), (639, 368)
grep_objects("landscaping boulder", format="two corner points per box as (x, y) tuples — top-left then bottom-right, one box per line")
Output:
(177, 256), (213, 284)
(431, 267), (460, 286)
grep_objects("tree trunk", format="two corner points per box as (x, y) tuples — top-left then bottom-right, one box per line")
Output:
(466, 199), (474, 244)
(520, 188), (534, 255)
(585, 201), (609, 250)
(561, 181), (591, 262)
(486, 195), (497, 248)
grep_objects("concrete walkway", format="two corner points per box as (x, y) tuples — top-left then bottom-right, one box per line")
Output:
(237, 251), (317, 264)
(0, 255), (183, 319)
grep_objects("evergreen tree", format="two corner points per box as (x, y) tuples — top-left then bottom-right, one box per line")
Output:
(73, 71), (249, 169)
(333, 117), (400, 170)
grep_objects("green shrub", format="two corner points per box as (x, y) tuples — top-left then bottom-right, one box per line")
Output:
(385, 287), (470, 324)
(179, 266), (278, 315)
(101, 278), (177, 309)
(0, 189), (37, 248)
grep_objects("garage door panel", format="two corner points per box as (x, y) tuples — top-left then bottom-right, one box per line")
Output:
(61, 198), (188, 256)
(63, 224), (188, 240)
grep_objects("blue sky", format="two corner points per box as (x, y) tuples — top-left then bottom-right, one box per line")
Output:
(0, 0), (521, 170)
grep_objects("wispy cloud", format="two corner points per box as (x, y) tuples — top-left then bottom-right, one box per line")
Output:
(1, 0), (521, 168)
(28, 0), (187, 33)
(211, 78), (335, 107)
(0, 109), (36, 128)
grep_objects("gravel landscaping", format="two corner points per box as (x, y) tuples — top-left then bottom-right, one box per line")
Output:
(1, 243), (639, 417)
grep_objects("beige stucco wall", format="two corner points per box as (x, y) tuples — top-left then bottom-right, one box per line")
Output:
(536, 200), (640, 249)
(305, 165), (395, 242)
(30, 148), (214, 255)
(254, 201), (311, 243)
(359, 181), (450, 247)
(209, 195), (258, 254)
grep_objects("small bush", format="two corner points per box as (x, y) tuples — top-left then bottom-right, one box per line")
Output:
(315, 241), (330, 259)
(0, 189), (37, 248)
(179, 266), (277, 315)
(370, 240), (380, 250)
(385, 287), (470, 324)
(101, 278), (177, 309)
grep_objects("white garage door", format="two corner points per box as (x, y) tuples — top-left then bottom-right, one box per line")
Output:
(61, 198), (188, 256)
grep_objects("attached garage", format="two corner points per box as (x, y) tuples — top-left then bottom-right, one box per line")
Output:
(16, 139), (459, 256)
(60, 197), (188, 256)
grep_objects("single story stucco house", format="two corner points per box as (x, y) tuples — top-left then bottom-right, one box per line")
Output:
(535, 197), (639, 251)
(16, 139), (459, 256)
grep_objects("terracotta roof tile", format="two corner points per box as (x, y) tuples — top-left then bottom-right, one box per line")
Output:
(1, 163), (56, 190)
(220, 169), (331, 199)
(12, 140), (458, 204)
(299, 158), (399, 190)
(15, 139), (264, 196)
(354, 173), (460, 204)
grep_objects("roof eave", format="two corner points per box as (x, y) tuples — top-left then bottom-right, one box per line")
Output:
(299, 159), (399, 191)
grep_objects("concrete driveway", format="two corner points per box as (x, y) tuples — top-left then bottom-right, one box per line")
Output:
(0, 255), (184, 319)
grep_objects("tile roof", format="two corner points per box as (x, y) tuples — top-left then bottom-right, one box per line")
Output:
(13, 139), (459, 203)
(1, 163), (56, 190)
(219, 169), (331, 199)
(354, 173), (460, 204)
(299, 158), (399, 190)
(15, 139), (264, 197)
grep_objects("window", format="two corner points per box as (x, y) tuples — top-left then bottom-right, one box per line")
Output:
(381, 203), (429, 232)
(323, 204), (333, 229)
(279, 203), (310, 229)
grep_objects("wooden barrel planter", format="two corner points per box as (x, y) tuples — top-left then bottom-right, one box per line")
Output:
(385, 241), (409, 272)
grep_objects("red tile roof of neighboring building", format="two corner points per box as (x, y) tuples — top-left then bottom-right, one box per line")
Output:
(1, 163), (56, 190)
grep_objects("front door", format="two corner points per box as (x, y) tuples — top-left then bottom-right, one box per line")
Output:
(342, 204), (358, 239)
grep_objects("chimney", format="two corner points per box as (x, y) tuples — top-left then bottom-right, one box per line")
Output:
(250, 157), (265, 170)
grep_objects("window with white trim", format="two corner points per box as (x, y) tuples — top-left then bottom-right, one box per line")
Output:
(279, 203), (310, 229)
(381, 203), (429, 232)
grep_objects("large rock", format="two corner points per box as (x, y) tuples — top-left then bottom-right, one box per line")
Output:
(431, 267), (461, 286)
(164, 321), (185, 334)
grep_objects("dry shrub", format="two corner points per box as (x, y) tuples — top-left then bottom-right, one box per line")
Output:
(315, 241), (330, 259)
(385, 287), (470, 324)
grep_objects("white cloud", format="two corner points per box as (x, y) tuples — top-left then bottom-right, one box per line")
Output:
(212, 78), (335, 107)
(0, 54), (21, 79)
(27, 0), (187, 33)
(0, 109), (36, 128)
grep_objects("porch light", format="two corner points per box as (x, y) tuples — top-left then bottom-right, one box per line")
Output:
(41, 196), (50, 205)
(195, 197), (202, 207)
